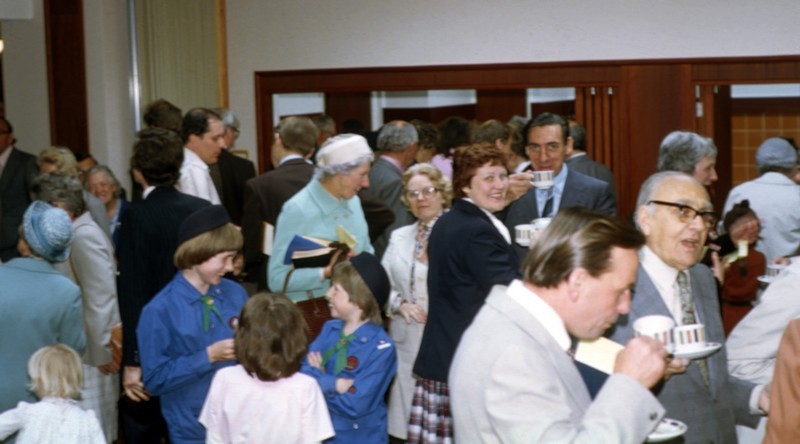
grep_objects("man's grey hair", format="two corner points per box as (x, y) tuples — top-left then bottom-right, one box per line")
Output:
(634, 170), (694, 230)
(213, 108), (240, 131)
(377, 121), (418, 153)
(32, 173), (86, 217)
(657, 131), (717, 174)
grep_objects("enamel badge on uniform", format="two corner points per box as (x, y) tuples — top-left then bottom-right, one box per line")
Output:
(228, 316), (239, 329)
(346, 356), (358, 370)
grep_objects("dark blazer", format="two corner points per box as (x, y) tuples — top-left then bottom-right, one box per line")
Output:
(565, 154), (616, 199)
(607, 264), (759, 443)
(504, 168), (615, 260)
(413, 199), (521, 382)
(214, 149), (256, 225)
(365, 156), (413, 259)
(116, 186), (210, 366)
(241, 158), (314, 288)
(0, 147), (38, 261)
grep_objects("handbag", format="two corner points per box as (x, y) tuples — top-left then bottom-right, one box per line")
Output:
(282, 268), (332, 342)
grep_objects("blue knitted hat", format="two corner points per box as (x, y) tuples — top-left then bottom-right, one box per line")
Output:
(22, 201), (73, 262)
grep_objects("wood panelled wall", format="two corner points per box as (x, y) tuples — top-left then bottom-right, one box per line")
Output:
(45, 0), (89, 154)
(255, 57), (800, 216)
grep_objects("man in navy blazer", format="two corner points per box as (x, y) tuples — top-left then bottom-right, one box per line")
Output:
(504, 113), (615, 259)
(0, 117), (39, 262)
(117, 128), (210, 443)
(607, 171), (767, 443)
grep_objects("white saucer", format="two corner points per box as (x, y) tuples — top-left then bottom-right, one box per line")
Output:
(672, 342), (722, 360)
(647, 418), (687, 442)
(757, 275), (774, 285)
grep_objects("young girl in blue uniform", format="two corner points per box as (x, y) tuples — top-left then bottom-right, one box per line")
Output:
(302, 252), (397, 443)
(137, 205), (248, 444)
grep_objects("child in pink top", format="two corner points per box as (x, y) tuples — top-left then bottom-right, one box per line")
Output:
(200, 293), (334, 443)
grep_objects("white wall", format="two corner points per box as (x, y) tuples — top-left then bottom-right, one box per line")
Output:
(2, 0), (134, 190)
(83, 0), (135, 191)
(2, 0), (49, 156)
(3, 0), (799, 171)
(226, 0), (800, 163)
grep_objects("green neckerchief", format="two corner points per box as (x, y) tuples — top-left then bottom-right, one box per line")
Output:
(321, 330), (356, 373)
(199, 294), (223, 332)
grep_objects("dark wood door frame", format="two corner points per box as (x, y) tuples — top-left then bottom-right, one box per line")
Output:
(255, 56), (800, 215)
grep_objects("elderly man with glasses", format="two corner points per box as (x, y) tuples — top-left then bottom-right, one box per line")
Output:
(606, 171), (769, 443)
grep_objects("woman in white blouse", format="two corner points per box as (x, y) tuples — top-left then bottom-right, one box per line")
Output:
(382, 163), (452, 441)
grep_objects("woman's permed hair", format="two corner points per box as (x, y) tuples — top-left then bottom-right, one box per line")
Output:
(451, 142), (507, 199)
(331, 261), (382, 324)
(174, 223), (243, 269)
(401, 163), (453, 208)
(235, 293), (308, 381)
(27, 344), (84, 400)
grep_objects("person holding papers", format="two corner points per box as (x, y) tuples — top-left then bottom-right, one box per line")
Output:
(268, 134), (375, 301)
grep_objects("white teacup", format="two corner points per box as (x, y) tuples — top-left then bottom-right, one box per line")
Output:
(531, 170), (554, 189)
(634, 315), (675, 352)
(673, 323), (706, 353)
(767, 263), (787, 279)
(515, 224), (535, 247)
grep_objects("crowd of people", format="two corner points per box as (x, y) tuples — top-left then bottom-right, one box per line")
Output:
(0, 101), (799, 444)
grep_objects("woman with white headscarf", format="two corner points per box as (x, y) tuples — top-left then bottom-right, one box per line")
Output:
(268, 134), (376, 301)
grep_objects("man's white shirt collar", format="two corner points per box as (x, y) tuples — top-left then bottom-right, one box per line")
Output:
(507, 279), (571, 352)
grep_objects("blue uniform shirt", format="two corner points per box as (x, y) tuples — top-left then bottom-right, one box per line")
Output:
(137, 273), (248, 444)
(302, 319), (397, 444)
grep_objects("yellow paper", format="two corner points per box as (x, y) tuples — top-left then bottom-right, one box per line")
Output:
(336, 226), (358, 249)
(575, 337), (624, 374)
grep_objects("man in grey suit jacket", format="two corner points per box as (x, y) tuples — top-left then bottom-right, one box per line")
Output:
(607, 171), (766, 443)
(504, 113), (615, 259)
(565, 119), (617, 198)
(366, 120), (417, 259)
(451, 208), (666, 443)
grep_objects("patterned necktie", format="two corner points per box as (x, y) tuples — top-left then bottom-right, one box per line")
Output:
(676, 271), (710, 388)
(200, 295), (224, 332)
(321, 330), (356, 374)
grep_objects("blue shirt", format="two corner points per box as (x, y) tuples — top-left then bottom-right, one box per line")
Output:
(535, 164), (568, 218)
(302, 320), (397, 444)
(137, 273), (248, 444)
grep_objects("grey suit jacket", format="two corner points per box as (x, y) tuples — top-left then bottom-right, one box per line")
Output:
(365, 156), (413, 259)
(607, 264), (759, 443)
(504, 167), (615, 260)
(55, 212), (121, 366)
(450, 284), (663, 443)
(565, 153), (616, 199)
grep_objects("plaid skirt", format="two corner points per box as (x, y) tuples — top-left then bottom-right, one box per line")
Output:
(406, 378), (453, 444)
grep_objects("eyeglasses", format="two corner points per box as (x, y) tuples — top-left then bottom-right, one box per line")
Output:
(648, 200), (718, 227)
(405, 186), (440, 201)
(525, 144), (562, 154)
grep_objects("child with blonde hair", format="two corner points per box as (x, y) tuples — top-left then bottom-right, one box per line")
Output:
(0, 344), (105, 444)
(200, 293), (334, 443)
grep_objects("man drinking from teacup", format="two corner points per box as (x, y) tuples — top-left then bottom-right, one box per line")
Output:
(450, 207), (668, 443)
(607, 171), (769, 443)
(503, 112), (615, 259)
